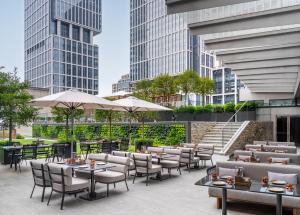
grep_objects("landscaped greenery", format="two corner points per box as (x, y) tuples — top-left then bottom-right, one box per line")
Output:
(0, 70), (38, 142)
(174, 101), (258, 113)
(32, 123), (187, 146)
(133, 70), (215, 106)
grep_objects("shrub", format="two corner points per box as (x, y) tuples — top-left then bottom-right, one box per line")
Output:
(235, 101), (258, 112)
(174, 105), (195, 113)
(134, 138), (153, 151)
(224, 102), (235, 112)
(16, 134), (25, 139)
(212, 105), (224, 113)
(203, 104), (213, 113)
(194, 106), (204, 113)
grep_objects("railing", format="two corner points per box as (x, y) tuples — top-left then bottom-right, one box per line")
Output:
(221, 100), (249, 148)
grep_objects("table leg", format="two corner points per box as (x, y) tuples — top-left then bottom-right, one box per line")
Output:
(80, 170), (106, 201)
(89, 171), (96, 198)
(276, 194), (282, 215)
(222, 188), (227, 215)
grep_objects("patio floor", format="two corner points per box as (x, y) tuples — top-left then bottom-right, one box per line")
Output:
(0, 155), (294, 215)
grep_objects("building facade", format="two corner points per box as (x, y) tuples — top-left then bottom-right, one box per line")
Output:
(210, 68), (240, 105)
(129, 0), (240, 105)
(130, 0), (215, 82)
(112, 74), (133, 93)
(24, 0), (102, 95)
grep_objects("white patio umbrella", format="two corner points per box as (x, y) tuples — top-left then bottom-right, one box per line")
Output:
(31, 89), (122, 157)
(113, 96), (172, 140)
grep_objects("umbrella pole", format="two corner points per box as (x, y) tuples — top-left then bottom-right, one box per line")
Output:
(70, 107), (74, 159)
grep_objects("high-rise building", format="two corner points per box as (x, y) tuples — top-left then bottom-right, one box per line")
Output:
(112, 74), (133, 93)
(130, 0), (215, 82)
(24, 0), (102, 95)
(129, 0), (240, 105)
(210, 68), (240, 105)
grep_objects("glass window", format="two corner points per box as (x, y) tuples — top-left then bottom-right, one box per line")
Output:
(94, 47), (98, 57)
(83, 29), (90, 43)
(77, 43), (82, 53)
(78, 67), (82, 76)
(72, 53), (77, 64)
(72, 65), (77, 76)
(66, 52), (71, 63)
(72, 41), (77, 52)
(66, 64), (71, 75)
(67, 76), (71, 87)
(88, 45), (93, 56)
(53, 36), (59, 49)
(66, 40), (71, 51)
(61, 22), (69, 38)
(60, 63), (65, 74)
(53, 62), (60, 73)
(83, 56), (87, 66)
(53, 49), (59, 61)
(78, 55), (82, 65)
(83, 44), (87, 54)
(83, 67), (87, 77)
(72, 26), (80, 41)
(88, 68), (93, 78)
(88, 57), (93, 67)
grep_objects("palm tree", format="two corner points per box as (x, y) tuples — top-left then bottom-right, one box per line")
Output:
(133, 79), (153, 101)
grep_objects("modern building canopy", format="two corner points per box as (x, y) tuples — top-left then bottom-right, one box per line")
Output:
(165, 0), (300, 99)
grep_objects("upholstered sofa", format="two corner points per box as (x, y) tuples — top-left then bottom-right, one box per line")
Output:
(245, 144), (297, 154)
(253, 141), (295, 146)
(209, 161), (300, 215)
(233, 150), (300, 165)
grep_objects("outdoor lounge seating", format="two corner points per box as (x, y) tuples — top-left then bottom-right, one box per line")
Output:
(30, 160), (51, 202)
(147, 147), (164, 164)
(208, 161), (300, 215)
(233, 150), (300, 164)
(112, 151), (135, 175)
(179, 147), (200, 171)
(47, 163), (89, 210)
(245, 144), (297, 154)
(132, 153), (162, 186)
(268, 141), (295, 146)
(87, 153), (108, 164)
(195, 144), (214, 167)
(160, 148), (182, 177)
(94, 155), (130, 196)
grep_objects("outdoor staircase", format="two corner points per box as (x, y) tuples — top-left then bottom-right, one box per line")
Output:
(200, 122), (244, 154)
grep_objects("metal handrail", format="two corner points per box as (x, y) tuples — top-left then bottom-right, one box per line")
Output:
(221, 101), (249, 147)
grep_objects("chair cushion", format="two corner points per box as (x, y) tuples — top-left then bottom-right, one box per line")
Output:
(160, 160), (179, 168)
(95, 170), (125, 183)
(197, 154), (212, 160)
(53, 177), (89, 192)
(270, 157), (290, 164)
(88, 153), (108, 162)
(268, 171), (297, 184)
(137, 164), (161, 174)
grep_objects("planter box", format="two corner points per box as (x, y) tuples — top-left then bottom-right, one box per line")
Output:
(237, 111), (256, 121)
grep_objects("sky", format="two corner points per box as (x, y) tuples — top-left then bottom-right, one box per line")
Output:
(0, 0), (130, 95)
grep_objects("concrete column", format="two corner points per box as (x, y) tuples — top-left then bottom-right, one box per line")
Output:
(80, 27), (83, 42)
(57, 20), (61, 36)
(69, 23), (72, 39)
(90, 30), (93, 43)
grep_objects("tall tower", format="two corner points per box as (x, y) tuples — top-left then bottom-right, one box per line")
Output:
(129, 0), (215, 82)
(24, 0), (102, 95)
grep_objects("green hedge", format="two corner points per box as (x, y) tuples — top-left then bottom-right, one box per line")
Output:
(32, 123), (187, 147)
(174, 102), (257, 113)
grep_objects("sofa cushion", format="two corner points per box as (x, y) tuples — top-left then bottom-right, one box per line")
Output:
(237, 155), (251, 162)
(218, 167), (237, 178)
(209, 187), (300, 208)
(270, 157), (290, 164)
(268, 172), (297, 184)
(53, 177), (89, 192)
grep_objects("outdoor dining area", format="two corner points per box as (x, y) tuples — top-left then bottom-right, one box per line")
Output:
(19, 142), (214, 210)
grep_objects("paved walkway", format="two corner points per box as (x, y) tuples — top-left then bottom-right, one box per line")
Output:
(0, 155), (293, 215)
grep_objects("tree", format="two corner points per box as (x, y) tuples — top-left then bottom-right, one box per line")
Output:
(195, 77), (215, 106)
(133, 79), (153, 101)
(95, 109), (123, 140)
(175, 70), (200, 105)
(151, 74), (176, 106)
(51, 107), (84, 141)
(0, 70), (38, 142)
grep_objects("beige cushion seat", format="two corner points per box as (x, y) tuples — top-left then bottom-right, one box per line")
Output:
(136, 164), (162, 174)
(53, 177), (89, 192)
(95, 171), (125, 183)
(160, 160), (179, 168)
(94, 155), (130, 196)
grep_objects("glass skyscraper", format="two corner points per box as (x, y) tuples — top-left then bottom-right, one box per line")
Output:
(130, 0), (215, 82)
(24, 0), (102, 95)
